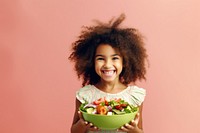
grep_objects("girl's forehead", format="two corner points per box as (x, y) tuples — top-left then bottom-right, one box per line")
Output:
(95, 44), (121, 55)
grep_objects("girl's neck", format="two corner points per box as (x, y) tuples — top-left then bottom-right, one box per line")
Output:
(95, 81), (127, 94)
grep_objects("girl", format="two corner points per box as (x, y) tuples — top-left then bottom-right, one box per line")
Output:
(69, 14), (148, 133)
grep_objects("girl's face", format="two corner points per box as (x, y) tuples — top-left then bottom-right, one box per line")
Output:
(95, 44), (123, 83)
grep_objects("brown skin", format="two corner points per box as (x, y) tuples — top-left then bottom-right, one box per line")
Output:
(118, 103), (144, 133)
(71, 99), (98, 133)
(71, 99), (144, 133)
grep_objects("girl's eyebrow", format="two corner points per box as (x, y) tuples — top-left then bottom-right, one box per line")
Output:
(95, 54), (120, 57)
(111, 54), (120, 56)
(95, 55), (104, 57)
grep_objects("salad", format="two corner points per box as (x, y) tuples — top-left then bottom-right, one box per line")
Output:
(80, 97), (138, 115)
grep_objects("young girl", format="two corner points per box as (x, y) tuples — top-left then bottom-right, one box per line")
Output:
(69, 14), (148, 133)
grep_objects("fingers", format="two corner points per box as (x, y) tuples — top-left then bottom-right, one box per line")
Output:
(132, 113), (140, 125)
(85, 122), (98, 131)
(124, 123), (134, 131)
(118, 126), (129, 132)
(78, 111), (84, 120)
(88, 123), (98, 131)
(118, 123), (135, 132)
(130, 120), (137, 127)
(117, 114), (140, 132)
(78, 111), (88, 126)
(78, 111), (98, 131)
(118, 123), (137, 132)
(128, 113), (139, 128)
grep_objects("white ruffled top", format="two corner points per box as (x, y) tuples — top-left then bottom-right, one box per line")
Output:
(76, 85), (146, 107)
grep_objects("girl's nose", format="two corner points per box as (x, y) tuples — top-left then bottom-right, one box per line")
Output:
(104, 59), (112, 68)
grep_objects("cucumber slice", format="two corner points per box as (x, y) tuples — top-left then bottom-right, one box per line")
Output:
(112, 109), (126, 115)
(86, 108), (94, 114)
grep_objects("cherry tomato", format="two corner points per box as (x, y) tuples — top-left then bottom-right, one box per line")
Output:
(96, 105), (107, 115)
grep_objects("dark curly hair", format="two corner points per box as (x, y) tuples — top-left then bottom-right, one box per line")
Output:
(68, 14), (148, 86)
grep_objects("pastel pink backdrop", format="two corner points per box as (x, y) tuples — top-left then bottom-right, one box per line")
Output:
(0, 0), (200, 133)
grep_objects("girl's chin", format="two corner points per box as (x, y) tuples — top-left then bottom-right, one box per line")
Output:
(101, 77), (118, 83)
(98, 72), (119, 82)
(101, 76), (114, 80)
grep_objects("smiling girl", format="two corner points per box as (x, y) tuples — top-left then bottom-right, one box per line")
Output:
(69, 14), (148, 133)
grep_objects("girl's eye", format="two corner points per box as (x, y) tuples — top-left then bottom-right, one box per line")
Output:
(96, 57), (104, 60)
(112, 57), (119, 60)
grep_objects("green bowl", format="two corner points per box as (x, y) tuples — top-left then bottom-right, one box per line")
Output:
(80, 108), (139, 130)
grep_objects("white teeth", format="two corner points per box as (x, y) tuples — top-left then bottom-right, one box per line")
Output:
(102, 70), (115, 76)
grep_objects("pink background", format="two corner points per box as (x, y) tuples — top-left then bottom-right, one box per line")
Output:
(0, 0), (200, 133)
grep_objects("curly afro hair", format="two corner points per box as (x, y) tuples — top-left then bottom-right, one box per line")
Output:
(68, 14), (148, 86)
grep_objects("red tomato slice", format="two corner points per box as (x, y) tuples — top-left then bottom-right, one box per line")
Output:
(93, 98), (105, 105)
(105, 100), (109, 106)
(120, 103), (128, 108)
(114, 105), (121, 110)
(114, 98), (121, 103)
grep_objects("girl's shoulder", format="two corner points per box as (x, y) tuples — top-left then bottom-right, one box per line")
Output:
(127, 85), (146, 95)
(120, 85), (146, 106)
(77, 84), (95, 92)
(76, 85), (97, 103)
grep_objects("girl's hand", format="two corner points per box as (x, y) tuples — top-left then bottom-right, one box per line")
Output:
(117, 113), (143, 133)
(77, 111), (98, 132)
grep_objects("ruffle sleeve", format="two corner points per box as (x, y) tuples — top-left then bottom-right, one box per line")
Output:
(76, 85), (96, 103)
(127, 86), (146, 106)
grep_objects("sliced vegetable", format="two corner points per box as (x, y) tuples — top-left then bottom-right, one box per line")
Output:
(80, 97), (138, 115)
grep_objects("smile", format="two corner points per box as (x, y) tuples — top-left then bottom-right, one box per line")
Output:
(101, 70), (116, 76)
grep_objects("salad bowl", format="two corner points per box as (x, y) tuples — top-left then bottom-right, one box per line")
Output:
(79, 97), (139, 130)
